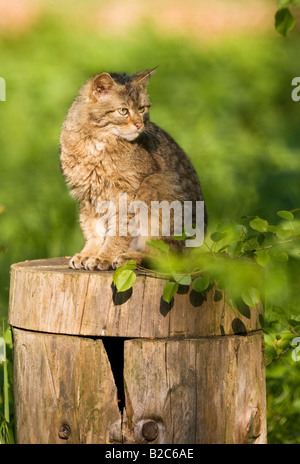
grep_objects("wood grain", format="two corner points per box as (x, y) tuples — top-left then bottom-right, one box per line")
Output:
(13, 328), (120, 444)
(9, 258), (267, 444)
(122, 334), (267, 444)
(8, 258), (263, 338)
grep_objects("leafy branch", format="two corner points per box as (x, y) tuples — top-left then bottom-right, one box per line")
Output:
(275, 0), (300, 36)
(113, 208), (300, 365)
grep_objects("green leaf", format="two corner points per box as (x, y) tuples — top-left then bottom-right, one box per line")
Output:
(113, 268), (136, 292)
(274, 251), (289, 262)
(113, 266), (126, 282)
(193, 275), (210, 292)
(210, 231), (226, 242)
(4, 328), (12, 348)
(112, 262), (137, 289)
(171, 272), (192, 286)
(254, 250), (270, 267)
(146, 239), (170, 253)
(228, 240), (243, 257)
(277, 210), (294, 221)
(249, 217), (269, 233)
(275, 228), (292, 240)
(163, 281), (179, 303)
(275, 7), (295, 36)
(241, 288), (260, 307)
(268, 224), (279, 233)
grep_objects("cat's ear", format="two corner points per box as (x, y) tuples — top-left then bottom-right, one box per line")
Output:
(92, 73), (115, 99)
(132, 67), (158, 86)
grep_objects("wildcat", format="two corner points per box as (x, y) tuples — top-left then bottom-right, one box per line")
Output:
(60, 68), (206, 270)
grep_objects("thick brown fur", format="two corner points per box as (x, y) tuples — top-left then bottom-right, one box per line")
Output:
(60, 68), (206, 270)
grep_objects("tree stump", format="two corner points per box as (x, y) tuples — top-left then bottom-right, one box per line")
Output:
(8, 258), (267, 444)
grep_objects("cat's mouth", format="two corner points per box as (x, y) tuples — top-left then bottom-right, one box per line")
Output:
(108, 125), (144, 142)
(118, 129), (143, 142)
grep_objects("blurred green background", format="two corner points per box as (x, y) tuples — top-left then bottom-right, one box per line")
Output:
(1, 0), (300, 444)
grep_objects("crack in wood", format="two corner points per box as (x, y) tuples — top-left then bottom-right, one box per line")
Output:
(102, 337), (128, 414)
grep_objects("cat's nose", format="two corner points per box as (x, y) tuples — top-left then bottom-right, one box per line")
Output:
(134, 121), (143, 130)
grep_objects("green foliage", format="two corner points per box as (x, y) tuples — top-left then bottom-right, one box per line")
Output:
(275, 7), (295, 36)
(171, 272), (192, 286)
(193, 275), (210, 292)
(249, 217), (269, 233)
(114, 210), (300, 318)
(278, 210), (294, 221)
(275, 0), (300, 36)
(0, 324), (14, 444)
(113, 261), (137, 292)
(163, 282), (179, 303)
(241, 287), (260, 307)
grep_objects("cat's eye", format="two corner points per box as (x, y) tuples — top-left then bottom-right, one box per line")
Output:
(138, 107), (145, 113)
(118, 108), (128, 116)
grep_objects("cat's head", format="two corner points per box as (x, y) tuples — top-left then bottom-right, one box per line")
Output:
(84, 68), (157, 141)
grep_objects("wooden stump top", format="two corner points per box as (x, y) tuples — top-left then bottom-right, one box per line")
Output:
(8, 258), (263, 338)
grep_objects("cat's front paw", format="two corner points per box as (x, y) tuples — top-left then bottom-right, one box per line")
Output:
(69, 254), (88, 270)
(69, 254), (111, 271)
(83, 255), (111, 271)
